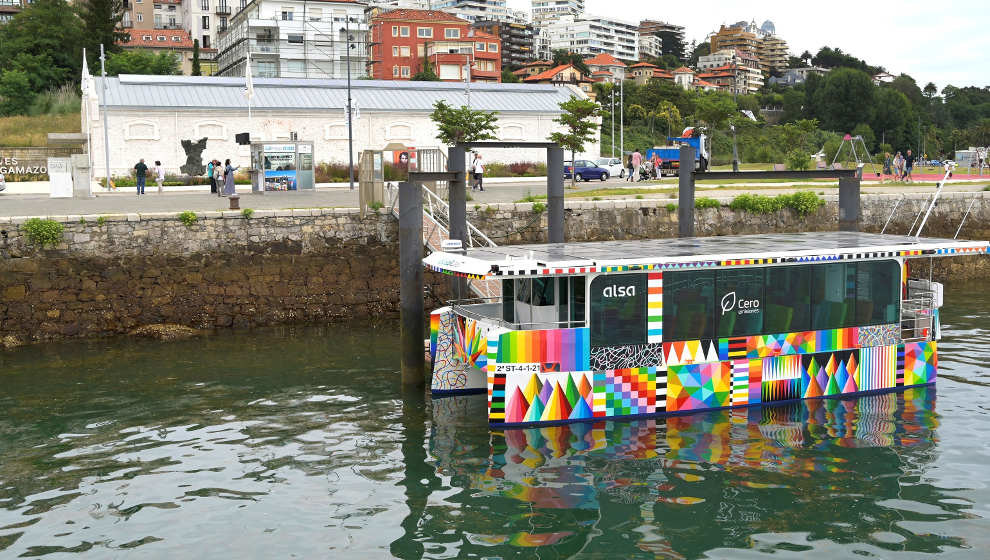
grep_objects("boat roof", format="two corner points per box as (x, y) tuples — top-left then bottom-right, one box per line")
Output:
(423, 232), (989, 278)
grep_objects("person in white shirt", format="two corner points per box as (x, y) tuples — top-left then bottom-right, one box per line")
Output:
(153, 161), (166, 194)
(471, 153), (484, 191)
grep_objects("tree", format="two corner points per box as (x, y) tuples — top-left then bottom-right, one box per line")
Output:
(0, 0), (83, 93)
(501, 67), (520, 83)
(923, 82), (938, 99)
(548, 96), (601, 188)
(551, 50), (589, 75)
(627, 104), (646, 121)
(816, 67), (875, 133)
(851, 122), (876, 151)
(411, 66), (439, 81)
(889, 74), (924, 110)
(800, 50), (812, 65)
(871, 87), (911, 150)
(429, 100), (498, 146)
(105, 50), (180, 75)
(654, 100), (681, 137)
(0, 70), (35, 116)
(688, 41), (710, 67)
(76, 0), (127, 69)
(656, 30), (685, 60)
(191, 39), (201, 76)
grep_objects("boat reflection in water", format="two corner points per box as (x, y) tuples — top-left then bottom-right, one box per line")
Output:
(427, 387), (938, 557)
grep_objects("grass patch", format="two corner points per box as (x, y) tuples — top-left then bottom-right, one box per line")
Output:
(0, 112), (81, 147)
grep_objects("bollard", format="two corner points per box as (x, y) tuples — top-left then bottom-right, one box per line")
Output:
(228, 194), (240, 210)
(547, 146), (564, 243)
(678, 145), (695, 238)
(399, 180), (425, 387)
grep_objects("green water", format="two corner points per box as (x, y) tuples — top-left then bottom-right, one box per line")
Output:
(1, 287), (989, 558)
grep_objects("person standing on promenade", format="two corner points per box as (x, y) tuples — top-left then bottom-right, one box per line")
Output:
(214, 160), (224, 197)
(471, 153), (484, 191)
(631, 149), (643, 182)
(134, 159), (148, 195)
(207, 159), (216, 194)
(626, 153), (635, 182)
(153, 160), (165, 194)
(893, 152), (904, 183)
(903, 149), (915, 183)
(222, 158), (238, 196)
(882, 152), (893, 183)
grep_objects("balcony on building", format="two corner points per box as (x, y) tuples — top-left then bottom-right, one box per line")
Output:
(216, 3), (231, 15)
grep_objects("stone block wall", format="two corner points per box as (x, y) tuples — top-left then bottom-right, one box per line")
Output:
(1, 192), (987, 344)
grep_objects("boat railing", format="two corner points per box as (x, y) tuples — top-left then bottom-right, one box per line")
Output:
(451, 298), (586, 331)
(902, 286), (936, 342)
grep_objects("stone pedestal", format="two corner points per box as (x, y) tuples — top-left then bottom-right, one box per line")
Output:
(70, 154), (93, 198)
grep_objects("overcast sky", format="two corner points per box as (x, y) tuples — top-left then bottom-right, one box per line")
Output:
(506, 0), (989, 90)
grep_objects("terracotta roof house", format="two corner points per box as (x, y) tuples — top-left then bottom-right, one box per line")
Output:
(523, 63), (596, 100)
(584, 52), (627, 80)
(118, 29), (212, 76)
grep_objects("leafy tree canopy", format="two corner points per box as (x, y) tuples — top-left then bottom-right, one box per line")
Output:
(0, 0), (83, 91)
(105, 50), (180, 76)
(551, 50), (590, 75)
(429, 100), (498, 145)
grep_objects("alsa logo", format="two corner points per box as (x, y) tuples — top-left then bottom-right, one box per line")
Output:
(721, 291), (760, 315)
(602, 285), (636, 298)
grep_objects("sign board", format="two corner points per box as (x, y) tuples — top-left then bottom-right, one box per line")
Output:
(263, 144), (295, 153)
(1, 153), (48, 177)
(47, 157), (72, 198)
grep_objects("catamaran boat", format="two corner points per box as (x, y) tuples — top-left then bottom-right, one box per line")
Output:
(424, 232), (988, 426)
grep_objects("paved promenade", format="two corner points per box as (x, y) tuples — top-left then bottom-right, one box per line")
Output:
(0, 178), (986, 219)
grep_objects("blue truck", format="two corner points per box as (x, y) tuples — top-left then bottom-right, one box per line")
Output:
(645, 133), (710, 175)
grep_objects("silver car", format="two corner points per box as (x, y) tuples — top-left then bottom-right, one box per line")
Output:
(595, 157), (625, 178)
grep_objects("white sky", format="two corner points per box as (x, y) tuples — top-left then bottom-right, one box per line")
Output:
(506, 0), (989, 90)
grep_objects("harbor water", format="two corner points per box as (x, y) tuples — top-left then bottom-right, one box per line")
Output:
(1, 284), (989, 558)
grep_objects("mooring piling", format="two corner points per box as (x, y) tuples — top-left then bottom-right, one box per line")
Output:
(398, 179), (425, 387)
(678, 145), (696, 238)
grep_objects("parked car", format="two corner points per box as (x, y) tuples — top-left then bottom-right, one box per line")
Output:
(0, 172), (5, 192)
(564, 160), (609, 181)
(595, 157), (625, 178)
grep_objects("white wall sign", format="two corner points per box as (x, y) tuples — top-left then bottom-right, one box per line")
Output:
(47, 157), (73, 198)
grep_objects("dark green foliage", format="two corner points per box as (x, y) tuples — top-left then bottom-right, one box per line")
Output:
(105, 50), (180, 76)
(21, 218), (65, 247)
(551, 50), (590, 75)
(729, 192), (825, 216)
(501, 68), (520, 83)
(77, 0), (127, 69)
(191, 39), (201, 76)
(0, 71), (35, 116)
(429, 100), (498, 145)
(694, 197), (721, 209)
(786, 149), (811, 170)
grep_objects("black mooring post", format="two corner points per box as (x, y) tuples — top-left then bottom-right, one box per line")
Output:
(678, 145), (695, 238)
(399, 180), (425, 387)
(448, 145), (467, 245)
(839, 176), (861, 232)
(547, 146), (564, 243)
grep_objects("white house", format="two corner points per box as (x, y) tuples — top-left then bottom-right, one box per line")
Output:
(81, 74), (599, 178)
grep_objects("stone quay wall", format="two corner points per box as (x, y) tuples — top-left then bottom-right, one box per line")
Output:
(1, 192), (988, 344)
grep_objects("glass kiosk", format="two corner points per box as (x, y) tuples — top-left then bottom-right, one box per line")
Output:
(250, 141), (315, 193)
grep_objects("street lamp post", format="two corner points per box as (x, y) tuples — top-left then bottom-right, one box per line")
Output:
(346, 16), (355, 190)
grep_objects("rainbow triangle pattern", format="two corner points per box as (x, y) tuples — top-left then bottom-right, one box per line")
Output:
(505, 372), (595, 424)
(667, 362), (731, 412)
(904, 341), (937, 385)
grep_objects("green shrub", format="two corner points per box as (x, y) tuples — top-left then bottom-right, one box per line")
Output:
(666, 203), (677, 211)
(592, 197), (602, 201)
(729, 192), (825, 216)
(786, 149), (812, 171)
(635, 194), (644, 199)
(695, 197), (721, 209)
(531, 202), (546, 213)
(177, 211), (198, 227)
(784, 191), (826, 216)
(21, 218), (64, 247)
(241, 208), (254, 219)
(78, 217), (86, 224)
(96, 216), (107, 226)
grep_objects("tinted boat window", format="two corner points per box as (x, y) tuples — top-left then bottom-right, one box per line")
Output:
(812, 263), (857, 330)
(764, 265), (811, 333)
(589, 274), (647, 347)
(716, 268), (765, 337)
(664, 270), (715, 341)
(856, 260), (900, 325)
(570, 276), (586, 326)
(502, 279), (514, 323)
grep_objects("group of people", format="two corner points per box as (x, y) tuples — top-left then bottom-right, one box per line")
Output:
(625, 149), (664, 182)
(131, 158), (238, 195)
(881, 149), (917, 183)
(131, 159), (165, 194)
(207, 159), (239, 197)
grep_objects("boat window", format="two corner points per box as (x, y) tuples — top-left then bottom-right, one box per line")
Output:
(764, 265), (811, 333)
(502, 279), (514, 323)
(663, 270), (715, 341)
(570, 276), (586, 326)
(812, 263), (857, 330)
(590, 273), (647, 347)
(558, 277), (568, 325)
(532, 277), (554, 306)
(716, 268), (764, 337)
(855, 260), (900, 325)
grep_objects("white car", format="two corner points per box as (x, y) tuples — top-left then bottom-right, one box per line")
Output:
(595, 157), (625, 178)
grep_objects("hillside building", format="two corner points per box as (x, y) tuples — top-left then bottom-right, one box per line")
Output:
(546, 15), (638, 62)
(472, 20), (535, 68)
(118, 29), (217, 75)
(0, 0), (28, 24)
(531, 0), (583, 28)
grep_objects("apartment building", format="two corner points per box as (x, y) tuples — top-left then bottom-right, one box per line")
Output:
(638, 33), (661, 60)
(472, 20), (535, 68)
(709, 22), (789, 75)
(368, 9), (501, 82)
(697, 48), (763, 93)
(118, 29), (205, 74)
(0, 0), (27, 24)
(637, 20), (685, 58)
(432, 0), (526, 24)
(546, 15), (638, 62)
(216, 0), (369, 79)
(531, 0), (583, 28)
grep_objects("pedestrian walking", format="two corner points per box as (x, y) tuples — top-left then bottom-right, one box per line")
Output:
(626, 153), (635, 182)
(903, 149), (915, 183)
(207, 159), (217, 194)
(893, 152), (904, 183)
(222, 158), (238, 196)
(882, 152), (892, 183)
(214, 160), (225, 197)
(153, 160), (165, 194)
(631, 149), (643, 182)
(134, 158), (148, 195)
(471, 153), (484, 191)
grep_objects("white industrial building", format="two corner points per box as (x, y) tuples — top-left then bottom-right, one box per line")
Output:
(546, 15), (639, 61)
(215, 0), (369, 79)
(81, 75), (599, 178)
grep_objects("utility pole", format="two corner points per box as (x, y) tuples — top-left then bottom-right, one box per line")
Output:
(346, 15), (355, 190)
(619, 77), (624, 159)
(610, 87), (615, 158)
(99, 44), (112, 190)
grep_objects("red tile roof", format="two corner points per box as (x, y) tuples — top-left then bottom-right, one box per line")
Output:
(373, 9), (467, 23)
(591, 70), (613, 76)
(653, 69), (673, 78)
(673, 66), (694, 73)
(119, 29), (194, 49)
(523, 60), (553, 67)
(630, 61), (658, 68)
(524, 63), (583, 82)
(694, 79), (717, 88)
(583, 52), (626, 67)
